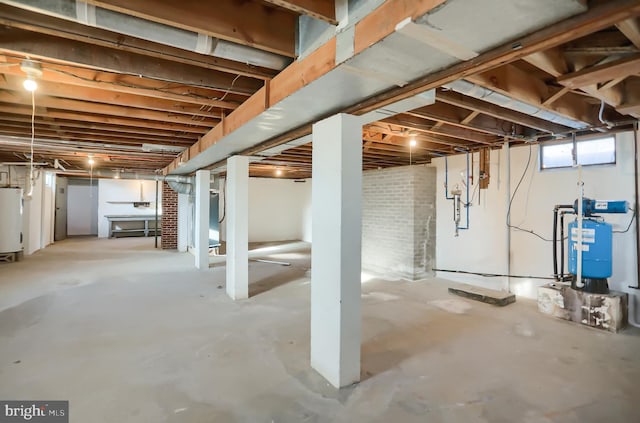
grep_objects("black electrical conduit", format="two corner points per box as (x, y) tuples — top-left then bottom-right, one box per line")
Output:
(552, 204), (575, 281)
(559, 211), (573, 281)
(633, 120), (640, 290)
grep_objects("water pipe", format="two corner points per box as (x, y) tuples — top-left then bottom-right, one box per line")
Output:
(457, 151), (470, 231)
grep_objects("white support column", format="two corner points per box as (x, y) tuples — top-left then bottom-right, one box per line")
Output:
(311, 113), (362, 388)
(226, 155), (249, 300)
(177, 192), (189, 253)
(194, 170), (210, 270)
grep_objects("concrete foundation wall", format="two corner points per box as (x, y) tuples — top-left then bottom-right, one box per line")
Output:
(220, 177), (311, 243)
(362, 165), (436, 280)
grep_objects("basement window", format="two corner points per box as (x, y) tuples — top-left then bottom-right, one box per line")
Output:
(540, 136), (616, 170)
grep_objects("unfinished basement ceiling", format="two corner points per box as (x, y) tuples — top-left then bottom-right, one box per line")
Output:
(0, 0), (638, 178)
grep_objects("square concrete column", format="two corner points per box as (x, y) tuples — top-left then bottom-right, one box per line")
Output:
(226, 155), (249, 300)
(194, 170), (210, 270)
(311, 113), (362, 388)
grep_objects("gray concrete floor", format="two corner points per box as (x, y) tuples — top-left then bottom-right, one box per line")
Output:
(1, 237), (639, 423)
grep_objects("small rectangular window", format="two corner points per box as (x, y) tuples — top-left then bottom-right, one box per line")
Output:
(540, 136), (615, 170)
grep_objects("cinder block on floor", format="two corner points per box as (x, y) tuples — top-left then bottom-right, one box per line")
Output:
(448, 284), (516, 306)
(538, 283), (628, 333)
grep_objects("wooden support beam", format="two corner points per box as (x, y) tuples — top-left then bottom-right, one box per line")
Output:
(0, 104), (208, 134)
(523, 48), (569, 76)
(379, 115), (499, 145)
(467, 64), (595, 126)
(0, 119), (195, 144)
(0, 4), (277, 80)
(170, 0), (640, 174)
(85, 0), (297, 57)
(542, 87), (571, 107)
(0, 114), (197, 140)
(557, 54), (640, 88)
(346, 0), (640, 115)
(460, 111), (481, 125)
(1, 76), (224, 118)
(616, 18), (640, 49)
(407, 103), (527, 138)
(524, 42), (626, 109)
(0, 28), (263, 94)
(0, 91), (217, 126)
(262, 0), (337, 24)
(437, 90), (570, 134)
(0, 56), (241, 109)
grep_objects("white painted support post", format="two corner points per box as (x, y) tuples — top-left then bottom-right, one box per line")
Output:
(194, 170), (210, 270)
(177, 192), (189, 253)
(311, 113), (362, 388)
(226, 155), (249, 300)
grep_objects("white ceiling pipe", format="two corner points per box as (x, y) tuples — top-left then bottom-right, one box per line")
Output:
(442, 79), (587, 130)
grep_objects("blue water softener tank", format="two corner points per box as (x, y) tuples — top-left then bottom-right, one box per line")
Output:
(568, 219), (612, 279)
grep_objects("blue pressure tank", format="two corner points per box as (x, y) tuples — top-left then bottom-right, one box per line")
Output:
(568, 219), (612, 279)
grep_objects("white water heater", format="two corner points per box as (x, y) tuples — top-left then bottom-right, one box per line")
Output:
(0, 187), (24, 254)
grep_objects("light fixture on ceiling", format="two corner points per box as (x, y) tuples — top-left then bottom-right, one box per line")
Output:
(20, 60), (42, 92)
(87, 154), (95, 165)
(275, 168), (283, 177)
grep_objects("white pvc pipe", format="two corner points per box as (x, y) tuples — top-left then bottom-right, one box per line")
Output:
(576, 165), (584, 288)
(504, 141), (511, 293)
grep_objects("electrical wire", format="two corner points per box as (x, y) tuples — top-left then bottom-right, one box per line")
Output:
(613, 208), (636, 234)
(27, 89), (35, 197)
(218, 178), (226, 224)
(433, 268), (556, 280)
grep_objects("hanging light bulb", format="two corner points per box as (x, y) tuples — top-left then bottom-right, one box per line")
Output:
(409, 138), (417, 147)
(87, 155), (95, 165)
(275, 168), (283, 176)
(20, 60), (42, 92)
(23, 77), (37, 92)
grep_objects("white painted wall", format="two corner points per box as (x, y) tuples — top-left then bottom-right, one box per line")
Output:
(97, 179), (161, 238)
(67, 180), (99, 236)
(433, 131), (639, 323)
(220, 177), (311, 243)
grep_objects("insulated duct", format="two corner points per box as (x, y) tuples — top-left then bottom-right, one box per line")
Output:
(4, 0), (289, 70)
(442, 79), (587, 130)
(56, 168), (193, 193)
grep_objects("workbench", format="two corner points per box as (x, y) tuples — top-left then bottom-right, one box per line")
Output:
(105, 215), (161, 238)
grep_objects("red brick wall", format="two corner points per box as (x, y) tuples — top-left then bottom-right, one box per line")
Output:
(161, 181), (178, 249)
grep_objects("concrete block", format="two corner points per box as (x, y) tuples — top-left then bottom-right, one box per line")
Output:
(448, 284), (515, 306)
(538, 283), (628, 333)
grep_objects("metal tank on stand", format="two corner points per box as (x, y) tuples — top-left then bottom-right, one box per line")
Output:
(0, 187), (24, 260)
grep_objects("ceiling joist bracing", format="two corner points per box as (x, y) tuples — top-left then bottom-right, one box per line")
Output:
(261, 0), (337, 25)
(1, 0), (640, 177)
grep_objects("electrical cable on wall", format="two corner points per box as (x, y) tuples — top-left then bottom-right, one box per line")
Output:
(505, 143), (560, 242)
(218, 179), (226, 224)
